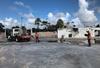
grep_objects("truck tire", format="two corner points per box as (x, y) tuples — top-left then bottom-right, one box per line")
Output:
(16, 38), (18, 42)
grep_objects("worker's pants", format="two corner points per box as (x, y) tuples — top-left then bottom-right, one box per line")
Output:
(88, 39), (91, 47)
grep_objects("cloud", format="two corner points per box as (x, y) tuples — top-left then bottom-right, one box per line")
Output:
(0, 17), (20, 28)
(71, 18), (84, 27)
(47, 12), (84, 27)
(79, 0), (88, 9)
(0, 16), (35, 29)
(23, 13), (35, 23)
(14, 1), (31, 10)
(47, 12), (71, 24)
(19, 13), (36, 28)
(76, 0), (97, 26)
(15, 1), (24, 6)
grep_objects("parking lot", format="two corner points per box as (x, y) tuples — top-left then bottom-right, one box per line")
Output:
(0, 42), (100, 68)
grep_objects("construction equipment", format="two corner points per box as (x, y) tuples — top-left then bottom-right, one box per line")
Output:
(6, 27), (31, 42)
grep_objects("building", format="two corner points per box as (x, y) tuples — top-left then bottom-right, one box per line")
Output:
(57, 27), (100, 43)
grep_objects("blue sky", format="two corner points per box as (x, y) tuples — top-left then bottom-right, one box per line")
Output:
(0, 0), (100, 28)
(0, 0), (78, 18)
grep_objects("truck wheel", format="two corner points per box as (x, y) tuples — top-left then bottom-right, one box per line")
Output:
(8, 36), (10, 39)
(16, 38), (18, 42)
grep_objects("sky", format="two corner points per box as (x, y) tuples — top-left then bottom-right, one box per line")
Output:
(0, 0), (100, 28)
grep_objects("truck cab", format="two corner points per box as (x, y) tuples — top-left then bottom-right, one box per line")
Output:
(7, 26), (31, 42)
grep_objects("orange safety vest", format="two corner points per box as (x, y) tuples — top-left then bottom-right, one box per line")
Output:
(35, 32), (39, 38)
(87, 32), (91, 40)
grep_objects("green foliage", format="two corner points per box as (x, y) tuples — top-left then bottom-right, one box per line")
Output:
(0, 23), (5, 32)
(21, 26), (27, 34)
(56, 19), (64, 29)
(96, 24), (100, 27)
(42, 21), (48, 25)
(12, 26), (19, 29)
(21, 26), (26, 30)
(35, 18), (41, 29)
(41, 21), (49, 29)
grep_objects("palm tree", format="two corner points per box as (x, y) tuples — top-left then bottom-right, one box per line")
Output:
(35, 18), (41, 29)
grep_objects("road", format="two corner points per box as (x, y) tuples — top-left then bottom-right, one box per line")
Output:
(0, 42), (100, 68)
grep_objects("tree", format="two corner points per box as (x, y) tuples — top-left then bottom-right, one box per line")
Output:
(41, 21), (48, 29)
(42, 21), (48, 25)
(0, 23), (4, 32)
(21, 26), (27, 34)
(21, 26), (26, 30)
(96, 24), (100, 27)
(35, 18), (41, 29)
(56, 19), (64, 29)
(47, 25), (57, 31)
(12, 26), (20, 29)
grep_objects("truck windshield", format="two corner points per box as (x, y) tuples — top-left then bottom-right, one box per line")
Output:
(15, 29), (19, 31)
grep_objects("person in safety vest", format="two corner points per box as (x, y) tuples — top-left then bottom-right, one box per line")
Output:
(85, 31), (91, 47)
(35, 32), (39, 42)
